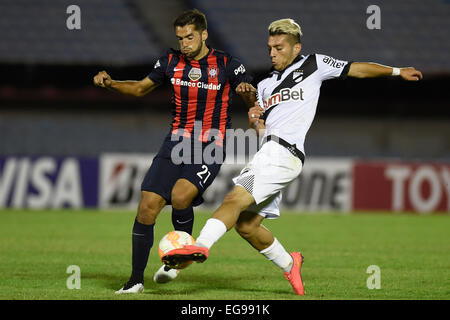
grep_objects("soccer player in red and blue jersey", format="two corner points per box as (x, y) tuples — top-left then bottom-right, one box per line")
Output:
(93, 9), (256, 293)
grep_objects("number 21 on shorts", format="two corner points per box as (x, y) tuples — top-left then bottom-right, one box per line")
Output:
(196, 165), (211, 186)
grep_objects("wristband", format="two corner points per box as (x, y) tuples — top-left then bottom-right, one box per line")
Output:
(391, 67), (401, 76)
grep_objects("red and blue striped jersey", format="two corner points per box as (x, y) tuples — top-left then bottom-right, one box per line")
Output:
(148, 48), (252, 145)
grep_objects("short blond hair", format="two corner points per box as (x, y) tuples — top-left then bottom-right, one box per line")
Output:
(268, 18), (302, 43)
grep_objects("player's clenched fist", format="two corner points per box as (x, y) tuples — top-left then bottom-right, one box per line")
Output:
(399, 67), (423, 81)
(248, 102), (264, 126)
(236, 82), (257, 108)
(93, 71), (112, 88)
(236, 82), (256, 94)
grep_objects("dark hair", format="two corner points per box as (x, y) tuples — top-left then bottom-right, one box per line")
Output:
(173, 9), (207, 31)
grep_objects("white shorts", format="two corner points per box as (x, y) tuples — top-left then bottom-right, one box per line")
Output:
(232, 141), (303, 219)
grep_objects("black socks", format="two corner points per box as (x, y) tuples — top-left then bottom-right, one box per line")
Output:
(129, 206), (193, 284)
(130, 219), (154, 284)
(171, 206), (194, 235)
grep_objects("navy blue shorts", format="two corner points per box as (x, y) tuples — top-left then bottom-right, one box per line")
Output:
(141, 134), (225, 207)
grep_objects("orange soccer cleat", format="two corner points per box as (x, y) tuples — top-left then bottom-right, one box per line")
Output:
(283, 252), (305, 295)
(161, 245), (209, 269)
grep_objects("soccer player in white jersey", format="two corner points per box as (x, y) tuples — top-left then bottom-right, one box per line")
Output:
(162, 18), (423, 295)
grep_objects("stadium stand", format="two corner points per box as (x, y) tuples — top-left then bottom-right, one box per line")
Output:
(190, 0), (450, 73)
(0, 0), (160, 65)
(2, 0), (448, 71)
(131, 0), (190, 50)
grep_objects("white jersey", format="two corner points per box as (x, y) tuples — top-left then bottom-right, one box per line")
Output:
(257, 53), (351, 156)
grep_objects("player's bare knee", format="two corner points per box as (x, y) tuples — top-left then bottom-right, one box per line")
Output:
(234, 221), (256, 240)
(171, 181), (197, 210)
(223, 191), (240, 205)
(171, 193), (193, 210)
(137, 199), (161, 225)
(223, 190), (251, 212)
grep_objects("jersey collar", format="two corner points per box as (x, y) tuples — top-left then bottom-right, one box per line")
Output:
(185, 47), (213, 62)
(270, 54), (304, 78)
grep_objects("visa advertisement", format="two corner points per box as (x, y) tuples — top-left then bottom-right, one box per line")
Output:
(0, 156), (98, 208)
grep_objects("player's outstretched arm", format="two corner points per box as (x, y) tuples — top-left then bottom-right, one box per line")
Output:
(93, 71), (159, 97)
(348, 63), (423, 81)
(236, 82), (257, 108)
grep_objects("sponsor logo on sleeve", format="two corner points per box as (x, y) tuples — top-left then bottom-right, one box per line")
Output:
(234, 64), (246, 75)
(322, 56), (346, 68)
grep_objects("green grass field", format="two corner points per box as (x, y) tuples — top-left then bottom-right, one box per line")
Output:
(0, 209), (449, 300)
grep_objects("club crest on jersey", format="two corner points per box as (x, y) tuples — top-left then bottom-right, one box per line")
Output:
(293, 69), (303, 83)
(188, 68), (202, 81)
(207, 66), (218, 79)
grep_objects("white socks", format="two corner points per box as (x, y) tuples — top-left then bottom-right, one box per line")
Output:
(259, 238), (293, 273)
(195, 220), (293, 274)
(195, 218), (227, 249)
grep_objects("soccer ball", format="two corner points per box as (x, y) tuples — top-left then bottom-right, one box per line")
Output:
(158, 230), (195, 269)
